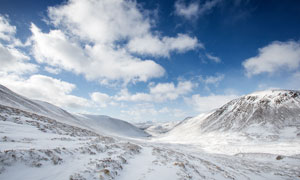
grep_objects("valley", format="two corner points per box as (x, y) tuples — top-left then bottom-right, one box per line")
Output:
(0, 85), (300, 180)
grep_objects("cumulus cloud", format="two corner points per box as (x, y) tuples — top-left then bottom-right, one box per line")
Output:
(0, 15), (16, 41)
(30, 23), (165, 84)
(175, 0), (222, 20)
(30, 24), (87, 72)
(243, 40), (300, 76)
(0, 15), (37, 75)
(0, 15), (95, 112)
(0, 15), (26, 47)
(114, 89), (152, 102)
(0, 74), (92, 111)
(48, 0), (150, 44)
(0, 15), (96, 113)
(185, 93), (238, 112)
(0, 44), (37, 74)
(115, 80), (194, 102)
(127, 34), (202, 57)
(149, 81), (194, 101)
(28, 0), (202, 84)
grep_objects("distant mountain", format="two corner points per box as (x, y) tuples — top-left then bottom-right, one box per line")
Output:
(165, 90), (300, 141)
(134, 119), (187, 136)
(0, 84), (148, 138)
(77, 114), (149, 137)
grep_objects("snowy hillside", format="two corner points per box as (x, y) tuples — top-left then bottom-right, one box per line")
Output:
(1, 85), (300, 179)
(165, 90), (300, 140)
(0, 85), (77, 122)
(1, 103), (300, 179)
(199, 90), (300, 134)
(0, 104), (144, 179)
(158, 90), (300, 156)
(0, 84), (148, 138)
(77, 114), (149, 138)
(135, 121), (181, 136)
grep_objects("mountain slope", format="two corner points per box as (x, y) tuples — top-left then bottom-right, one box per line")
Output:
(77, 114), (149, 137)
(199, 90), (300, 134)
(2, 103), (299, 180)
(1, 85), (300, 179)
(163, 90), (300, 142)
(0, 84), (148, 138)
(135, 121), (181, 136)
(0, 84), (79, 123)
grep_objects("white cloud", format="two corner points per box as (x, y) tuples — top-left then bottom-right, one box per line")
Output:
(48, 0), (151, 44)
(206, 53), (221, 63)
(0, 15), (16, 41)
(243, 40), (300, 76)
(175, 1), (199, 20)
(44, 66), (61, 74)
(0, 15), (38, 75)
(30, 24), (165, 84)
(30, 24), (86, 73)
(47, 0), (200, 55)
(25, 0), (202, 85)
(0, 16), (90, 112)
(175, 0), (221, 20)
(115, 80), (194, 103)
(0, 74), (91, 111)
(0, 44), (37, 74)
(149, 81), (194, 101)
(114, 89), (152, 102)
(127, 33), (202, 57)
(120, 103), (186, 122)
(199, 74), (224, 85)
(186, 93), (238, 112)
(90, 92), (111, 108)
(0, 15), (26, 47)
(121, 103), (158, 119)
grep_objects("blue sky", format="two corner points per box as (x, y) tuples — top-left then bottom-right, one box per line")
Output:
(1, 0), (300, 122)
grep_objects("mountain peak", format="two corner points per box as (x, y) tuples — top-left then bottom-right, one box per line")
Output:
(166, 89), (300, 141)
(237, 89), (300, 107)
(246, 89), (299, 98)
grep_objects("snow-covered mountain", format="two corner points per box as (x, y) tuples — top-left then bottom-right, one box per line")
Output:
(1, 85), (300, 179)
(199, 90), (300, 134)
(0, 84), (148, 138)
(77, 114), (149, 137)
(163, 90), (300, 142)
(135, 120), (181, 136)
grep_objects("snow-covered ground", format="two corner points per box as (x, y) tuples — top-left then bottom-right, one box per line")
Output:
(1, 103), (299, 180)
(135, 121), (181, 136)
(1, 85), (300, 179)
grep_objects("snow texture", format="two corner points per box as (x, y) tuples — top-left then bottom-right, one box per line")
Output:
(1, 85), (300, 179)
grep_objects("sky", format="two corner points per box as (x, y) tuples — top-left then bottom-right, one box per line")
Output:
(0, 0), (300, 122)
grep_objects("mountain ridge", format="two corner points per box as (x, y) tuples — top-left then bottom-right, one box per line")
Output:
(164, 89), (300, 142)
(0, 84), (148, 138)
